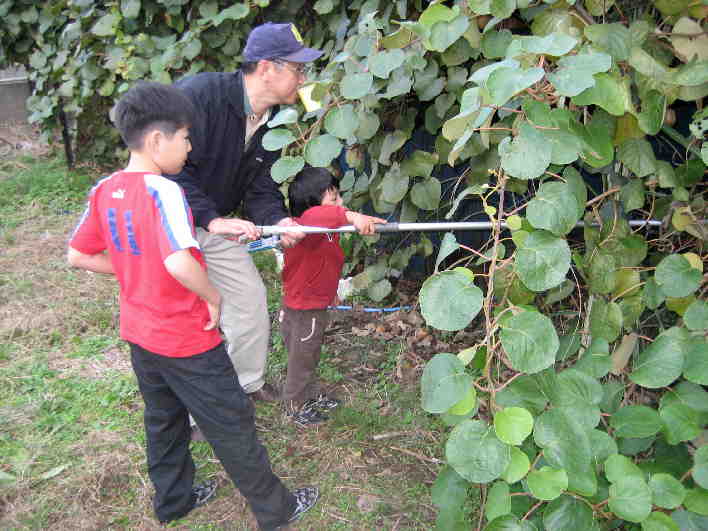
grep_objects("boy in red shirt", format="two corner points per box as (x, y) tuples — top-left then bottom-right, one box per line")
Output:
(281, 167), (385, 426)
(68, 81), (317, 529)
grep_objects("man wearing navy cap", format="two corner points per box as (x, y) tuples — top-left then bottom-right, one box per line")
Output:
(169, 23), (323, 436)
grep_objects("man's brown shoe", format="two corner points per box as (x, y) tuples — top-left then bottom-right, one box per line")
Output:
(248, 382), (280, 402)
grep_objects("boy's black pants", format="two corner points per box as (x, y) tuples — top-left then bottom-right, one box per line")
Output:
(129, 342), (296, 530)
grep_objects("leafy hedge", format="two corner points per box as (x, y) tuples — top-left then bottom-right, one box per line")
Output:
(2, 0), (707, 529)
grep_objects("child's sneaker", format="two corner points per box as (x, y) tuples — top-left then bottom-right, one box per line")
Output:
(288, 486), (319, 523)
(288, 405), (328, 427)
(193, 479), (217, 508)
(304, 394), (341, 411)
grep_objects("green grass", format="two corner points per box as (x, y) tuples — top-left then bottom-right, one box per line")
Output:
(0, 152), (462, 529)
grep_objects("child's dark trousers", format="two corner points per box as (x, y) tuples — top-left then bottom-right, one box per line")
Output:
(129, 341), (296, 530)
(280, 306), (329, 407)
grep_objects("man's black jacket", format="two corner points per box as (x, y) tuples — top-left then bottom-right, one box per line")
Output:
(169, 71), (287, 229)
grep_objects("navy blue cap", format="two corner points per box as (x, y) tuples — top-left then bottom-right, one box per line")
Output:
(243, 22), (323, 63)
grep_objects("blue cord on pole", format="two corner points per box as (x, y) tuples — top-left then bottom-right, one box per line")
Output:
(328, 305), (413, 313)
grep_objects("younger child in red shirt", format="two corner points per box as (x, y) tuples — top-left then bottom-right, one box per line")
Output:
(281, 167), (385, 426)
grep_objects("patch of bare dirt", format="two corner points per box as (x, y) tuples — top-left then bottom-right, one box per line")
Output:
(0, 122), (49, 164)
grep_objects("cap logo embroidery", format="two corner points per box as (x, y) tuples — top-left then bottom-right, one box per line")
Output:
(290, 24), (303, 44)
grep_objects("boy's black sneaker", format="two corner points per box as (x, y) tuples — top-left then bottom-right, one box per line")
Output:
(304, 394), (341, 411)
(289, 406), (328, 427)
(193, 479), (217, 508)
(288, 486), (319, 523)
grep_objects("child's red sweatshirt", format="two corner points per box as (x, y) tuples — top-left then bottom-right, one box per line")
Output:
(282, 205), (348, 310)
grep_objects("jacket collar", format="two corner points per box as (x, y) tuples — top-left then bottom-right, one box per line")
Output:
(229, 71), (246, 118)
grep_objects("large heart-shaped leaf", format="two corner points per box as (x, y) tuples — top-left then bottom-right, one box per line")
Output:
(499, 122), (552, 180)
(303, 134), (342, 167)
(486, 67), (545, 107)
(543, 495), (598, 530)
(528, 467), (568, 501)
(341, 72), (374, 100)
(262, 128), (296, 151)
(649, 473), (687, 509)
(270, 156), (304, 183)
(324, 104), (359, 139)
(421, 353), (472, 413)
(655, 254), (702, 298)
(500, 310), (559, 374)
(630, 332), (686, 388)
(608, 477), (652, 523)
(411, 178), (441, 210)
(494, 407), (534, 446)
(526, 181), (583, 236)
(446, 419), (511, 483)
(548, 51), (612, 96)
(617, 138), (657, 177)
(610, 405), (662, 438)
(515, 230), (571, 292)
(419, 270), (483, 331)
(572, 73), (630, 116)
(584, 23), (631, 61)
(368, 48), (406, 79)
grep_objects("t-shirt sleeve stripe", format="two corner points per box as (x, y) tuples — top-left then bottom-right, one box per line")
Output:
(144, 174), (199, 252)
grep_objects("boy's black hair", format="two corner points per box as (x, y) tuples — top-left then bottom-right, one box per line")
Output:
(288, 166), (339, 217)
(113, 81), (196, 150)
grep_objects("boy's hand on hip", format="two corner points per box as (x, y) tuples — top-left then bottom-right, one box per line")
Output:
(207, 217), (260, 241)
(204, 294), (222, 331)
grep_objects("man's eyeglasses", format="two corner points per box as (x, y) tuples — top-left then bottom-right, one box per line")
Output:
(271, 59), (310, 76)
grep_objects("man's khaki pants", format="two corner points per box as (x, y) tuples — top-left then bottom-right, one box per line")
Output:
(196, 228), (269, 393)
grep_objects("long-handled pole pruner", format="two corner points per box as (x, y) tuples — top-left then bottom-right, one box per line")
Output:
(247, 220), (669, 252)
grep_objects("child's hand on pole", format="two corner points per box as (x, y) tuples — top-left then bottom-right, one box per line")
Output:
(348, 212), (387, 235)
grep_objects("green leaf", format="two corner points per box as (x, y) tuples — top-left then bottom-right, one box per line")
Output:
(589, 298), (622, 343)
(357, 111), (380, 140)
(637, 91), (666, 135)
(671, 509), (708, 530)
(660, 402), (700, 445)
(673, 61), (708, 87)
(684, 301), (708, 332)
(573, 73), (630, 116)
(432, 465), (469, 511)
(641, 511), (681, 531)
(552, 368), (603, 407)
(91, 13), (120, 37)
(381, 164), (409, 204)
(449, 385), (477, 415)
(684, 488), (708, 516)
(411, 179), (441, 210)
(655, 254), (702, 298)
(605, 454), (644, 483)
(446, 419), (511, 483)
(482, 29), (513, 59)
(487, 515), (539, 530)
(617, 138), (657, 178)
(527, 181), (583, 236)
(528, 466), (568, 501)
(121, 0), (141, 19)
(499, 123), (552, 180)
(419, 270), (483, 331)
(211, 3), (249, 25)
(341, 72), (374, 100)
(534, 408), (596, 496)
(502, 446), (531, 484)
(304, 134), (342, 167)
(368, 278), (391, 301)
(500, 311), (559, 374)
(421, 353), (472, 413)
(486, 481), (512, 522)
(621, 179), (646, 212)
(487, 67), (545, 107)
(262, 128), (296, 151)
(515, 230), (571, 292)
(577, 119), (615, 168)
(428, 15), (470, 53)
(368, 49), (406, 79)
(610, 405), (662, 438)
(694, 447), (708, 490)
(609, 476), (652, 523)
(589, 429), (618, 466)
(0, 469), (15, 486)
(434, 233), (459, 272)
(543, 495), (597, 530)
(683, 339), (708, 385)
(494, 407), (534, 446)
(629, 46), (671, 83)
(313, 0), (334, 14)
(401, 150), (438, 178)
(325, 104), (359, 139)
(267, 108), (299, 128)
(270, 156), (304, 184)
(584, 22), (631, 61)
(505, 33), (578, 58)
(649, 473), (687, 509)
(548, 51), (612, 97)
(379, 130), (408, 165)
(496, 374), (550, 415)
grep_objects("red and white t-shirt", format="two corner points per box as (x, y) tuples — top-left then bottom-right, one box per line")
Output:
(282, 205), (349, 310)
(70, 171), (221, 357)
